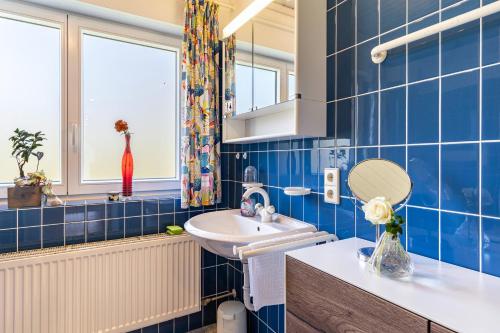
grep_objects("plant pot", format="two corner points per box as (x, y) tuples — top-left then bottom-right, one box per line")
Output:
(7, 186), (42, 209)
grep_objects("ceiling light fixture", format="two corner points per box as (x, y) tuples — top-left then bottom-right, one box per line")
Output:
(222, 0), (274, 38)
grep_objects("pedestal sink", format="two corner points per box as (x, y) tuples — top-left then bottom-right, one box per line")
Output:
(184, 209), (317, 259)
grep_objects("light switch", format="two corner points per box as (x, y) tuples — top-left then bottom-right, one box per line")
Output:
(324, 168), (340, 204)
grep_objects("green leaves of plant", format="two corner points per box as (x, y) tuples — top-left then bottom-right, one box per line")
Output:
(385, 214), (405, 239)
(9, 128), (46, 178)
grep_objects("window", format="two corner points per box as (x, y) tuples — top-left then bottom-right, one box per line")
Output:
(235, 62), (253, 114)
(0, 4), (66, 197)
(81, 32), (177, 183)
(235, 61), (279, 114)
(253, 64), (279, 109)
(69, 16), (180, 194)
(0, 15), (62, 183)
(0, 3), (181, 197)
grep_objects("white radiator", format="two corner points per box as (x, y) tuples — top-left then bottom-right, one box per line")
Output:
(0, 234), (201, 333)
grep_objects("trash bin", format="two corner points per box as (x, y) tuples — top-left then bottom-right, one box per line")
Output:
(217, 300), (247, 333)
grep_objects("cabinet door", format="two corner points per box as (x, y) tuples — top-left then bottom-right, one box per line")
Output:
(286, 256), (428, 333)
(430, 322), (456, 333)
(286, 311), (319, 333)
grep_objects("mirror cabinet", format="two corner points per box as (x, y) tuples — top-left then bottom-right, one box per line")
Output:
(222, 0), (326, 143)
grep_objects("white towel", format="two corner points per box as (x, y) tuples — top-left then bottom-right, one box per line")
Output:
(248, 251), (285, 311)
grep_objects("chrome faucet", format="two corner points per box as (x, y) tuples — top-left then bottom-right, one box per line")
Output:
(241, 187), (275, 222)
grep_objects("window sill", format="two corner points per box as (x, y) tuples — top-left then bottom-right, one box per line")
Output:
(0, 189), (181, 210)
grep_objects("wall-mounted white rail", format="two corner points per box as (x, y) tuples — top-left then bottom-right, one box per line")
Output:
(371, 0), (500, 63)
(236, 232), (337, 260)
(232, 231), (317, 257)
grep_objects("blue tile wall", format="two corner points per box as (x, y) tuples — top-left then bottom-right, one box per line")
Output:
(482, 64), (500, 139)
(441, 70), (479, 142)
(408, 0), (439, 21)
(380, 0), (406, 33)
(0, 192), (232, 333)
(220, 1), (500, 331)
(408, 79), (439, 143)
(380, 28), (406, 89)
(1, 1), (500, 333)
(320, 0), (500, 276)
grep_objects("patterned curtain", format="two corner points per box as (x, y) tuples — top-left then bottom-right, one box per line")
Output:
(223, 35), (236, 118)
(181, 0), (221, 208)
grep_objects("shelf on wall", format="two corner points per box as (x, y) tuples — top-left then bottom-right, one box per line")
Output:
(223, 133), (295, 144)
(222, 98), (325, 144)
(242, 182), (264, 188)
(283, 187), (311, 196)
(229, 100), (295, 120)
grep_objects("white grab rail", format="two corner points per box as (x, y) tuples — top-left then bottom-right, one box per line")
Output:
(237, 233), (337, 260)
(371, 0), (500, 63)
(232, 231), (320, 256)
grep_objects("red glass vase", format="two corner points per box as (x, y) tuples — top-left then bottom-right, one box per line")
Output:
(122, 134), (134, 197)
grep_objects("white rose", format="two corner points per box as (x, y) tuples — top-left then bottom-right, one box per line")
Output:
(362, 197), (393, 225)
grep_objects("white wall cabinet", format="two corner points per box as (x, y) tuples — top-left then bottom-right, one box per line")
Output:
(222, 0), (326, 143)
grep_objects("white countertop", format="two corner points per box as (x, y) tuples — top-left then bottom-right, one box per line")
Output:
(286, 238), (500, 333)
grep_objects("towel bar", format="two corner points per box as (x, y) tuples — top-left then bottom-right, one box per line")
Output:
(238, 233), (337, 260)
(233, 231), (320, 256)
(371, 1), (500, 63)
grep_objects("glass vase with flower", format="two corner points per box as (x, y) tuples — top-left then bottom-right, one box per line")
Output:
(115, 120), (134, 198)
(362, 197), (414, 278)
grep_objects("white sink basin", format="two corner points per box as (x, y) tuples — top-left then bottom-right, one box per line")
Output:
(184, 209), (317, 259)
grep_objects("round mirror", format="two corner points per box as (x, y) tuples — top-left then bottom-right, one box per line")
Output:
(347, 159), (412, 207)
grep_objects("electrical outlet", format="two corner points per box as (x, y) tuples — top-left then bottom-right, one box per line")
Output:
(324, 168), (340, 204)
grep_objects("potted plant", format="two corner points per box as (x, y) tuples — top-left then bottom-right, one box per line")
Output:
(7, 129), (46, 208)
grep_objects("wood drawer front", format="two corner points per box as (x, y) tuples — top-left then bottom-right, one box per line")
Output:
(286, 257), (428, 333)
(287, 311), (320, 333)
(430, 322), (456, 333)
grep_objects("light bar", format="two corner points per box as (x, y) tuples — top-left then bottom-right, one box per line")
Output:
(222, 0), (274, 38)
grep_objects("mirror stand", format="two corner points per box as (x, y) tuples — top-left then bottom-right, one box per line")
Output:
(345, 158), (413, 263)
(357, 224), (380, 262)
(349, 194), (413, 262)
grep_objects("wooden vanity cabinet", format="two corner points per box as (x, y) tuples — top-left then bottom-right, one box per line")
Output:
(286, 257), (455, 333)
(430, 323), (456, 333)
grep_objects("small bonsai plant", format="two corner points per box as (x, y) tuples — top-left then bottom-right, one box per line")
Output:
(7, 129), (61, 208)
(9, 128), (46, 179)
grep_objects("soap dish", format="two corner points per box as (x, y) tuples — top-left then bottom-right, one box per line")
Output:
(283, 187), (311, 196)
(242, 182), (263, 189)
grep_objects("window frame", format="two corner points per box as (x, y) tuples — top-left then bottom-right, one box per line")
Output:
(251, 62), (281, 108)
(234, 57), (282, 112)
(0, 0), (68, 198)
(288, 71), (296, 100)
(0, 1), (183, 199)
(235, 60), (281, 111)
(250, 53), (284, 106)
(67, 15), (181, 195)
(234, 50), (296, 114)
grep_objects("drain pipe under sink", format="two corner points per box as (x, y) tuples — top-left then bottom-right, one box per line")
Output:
(242, 260), (255, 311)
